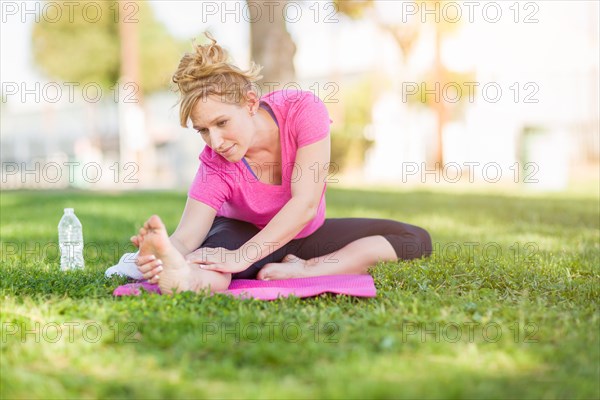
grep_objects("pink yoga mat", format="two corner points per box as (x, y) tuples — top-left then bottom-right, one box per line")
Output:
(113, 274), (376, 300)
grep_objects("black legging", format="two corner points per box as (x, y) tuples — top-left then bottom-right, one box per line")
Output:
(198, 217), (432, 279)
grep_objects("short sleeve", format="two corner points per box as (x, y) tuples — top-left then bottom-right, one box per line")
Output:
(188, 158), (232, 212)
(292, 92), (333, 148)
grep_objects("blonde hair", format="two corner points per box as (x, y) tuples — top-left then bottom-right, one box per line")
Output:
(171, 32), (264, 128)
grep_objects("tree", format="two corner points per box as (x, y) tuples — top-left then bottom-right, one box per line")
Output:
(31, 0), (185, 95)
(31, 0), (187, 185)
(334, 0), (472, 168)
(247, 0), (297, 93)
(247, 0), (374, 92)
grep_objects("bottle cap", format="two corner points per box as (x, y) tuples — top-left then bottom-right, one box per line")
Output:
(64, 208), (74, 213)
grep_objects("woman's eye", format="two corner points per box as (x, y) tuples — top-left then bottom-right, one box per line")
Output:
(197, 130), (208, 135)
(218, 120), (227, 127)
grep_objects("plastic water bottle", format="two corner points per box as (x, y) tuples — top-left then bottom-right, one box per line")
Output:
(58, 208), (85, 270)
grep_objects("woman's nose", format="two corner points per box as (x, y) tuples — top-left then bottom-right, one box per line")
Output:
(209, 131), (224, 148)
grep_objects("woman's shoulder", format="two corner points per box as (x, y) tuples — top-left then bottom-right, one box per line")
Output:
(262, 89), (323, 111)
(263, 90), (332, 148)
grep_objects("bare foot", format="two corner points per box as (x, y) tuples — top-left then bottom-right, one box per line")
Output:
(138, 215), (230, 294)
(257, 254), (317, 280)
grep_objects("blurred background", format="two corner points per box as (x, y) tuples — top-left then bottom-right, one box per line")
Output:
(1, 0), (598, 192)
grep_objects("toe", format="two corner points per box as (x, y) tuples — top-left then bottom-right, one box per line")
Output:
(148, 215), (164, 230)
(257, 266), (272, 280)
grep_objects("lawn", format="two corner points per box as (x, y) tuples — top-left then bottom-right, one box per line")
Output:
(1, 187), (598, 399)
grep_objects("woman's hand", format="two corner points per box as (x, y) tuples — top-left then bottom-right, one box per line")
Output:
(135, 254), (163, 284)
(130, 235), (162, 284)
(185, 247), (250, 274)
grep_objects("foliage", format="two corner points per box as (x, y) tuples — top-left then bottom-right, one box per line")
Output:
(409, 69), (477, 113)
(31, 0), (186, 94)
(330, 76), (377, 172)
(334, 0), (376, 19)
(1, 187), (598, 398)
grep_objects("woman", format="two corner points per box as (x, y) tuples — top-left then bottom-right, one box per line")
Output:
(132, 33), (432, 295)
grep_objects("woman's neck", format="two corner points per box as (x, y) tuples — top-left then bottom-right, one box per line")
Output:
(244, 107), (280, 161)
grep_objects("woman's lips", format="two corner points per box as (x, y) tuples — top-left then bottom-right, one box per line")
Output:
(220, 144), (236, 156)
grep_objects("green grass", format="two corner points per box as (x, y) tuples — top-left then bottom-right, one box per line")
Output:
(1, 187), (598, 399)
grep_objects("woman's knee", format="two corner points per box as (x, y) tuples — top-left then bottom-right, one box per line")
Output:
(410, 225), (432, 257)
(383, 221), (432, 259)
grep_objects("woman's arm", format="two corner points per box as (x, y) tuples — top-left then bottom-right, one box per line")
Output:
(169, 197), (218, 256)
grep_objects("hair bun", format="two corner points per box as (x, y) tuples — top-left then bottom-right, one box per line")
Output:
(191, 31), (227, 70)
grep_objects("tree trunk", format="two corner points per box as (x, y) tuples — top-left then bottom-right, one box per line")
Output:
(248, 0), (297, 94)
(119, 0), (153, 185)
(433, 25), (446, 169)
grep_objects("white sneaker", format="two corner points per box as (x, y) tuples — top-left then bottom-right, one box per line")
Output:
(105, 251), (144, 280)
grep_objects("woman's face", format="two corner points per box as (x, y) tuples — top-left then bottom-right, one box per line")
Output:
(190, 94), (256, 162)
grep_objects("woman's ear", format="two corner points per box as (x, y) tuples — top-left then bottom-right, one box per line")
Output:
(244, 90), (260, 114)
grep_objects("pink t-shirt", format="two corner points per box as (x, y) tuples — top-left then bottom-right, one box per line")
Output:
(188, 90), (333, 239)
